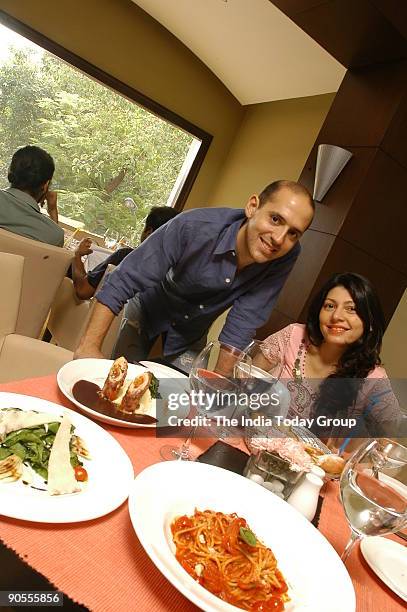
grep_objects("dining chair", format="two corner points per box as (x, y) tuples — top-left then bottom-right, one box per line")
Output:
(0, 252), (73, 383)
(47, 265), (123, 358)
(0, 228), (73, 339)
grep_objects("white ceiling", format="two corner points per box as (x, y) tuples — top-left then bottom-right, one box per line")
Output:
(133, 0), (346, 105)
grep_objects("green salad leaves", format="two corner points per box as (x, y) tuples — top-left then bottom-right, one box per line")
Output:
(0, 421), (82, 481)
(149, 373), (161, 399)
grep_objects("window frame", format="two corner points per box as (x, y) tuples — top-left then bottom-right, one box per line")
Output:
(0, 10), (213, 211)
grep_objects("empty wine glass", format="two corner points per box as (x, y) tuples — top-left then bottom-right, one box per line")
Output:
(243, 339), (283, 380)
(339, 438), (407, 563)
(238, 340), (290, 448)
(104, 229), (119, 249)
(159, 341), (250, 461)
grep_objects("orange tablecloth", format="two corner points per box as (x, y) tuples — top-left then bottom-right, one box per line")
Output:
(0, 375), (405, 612)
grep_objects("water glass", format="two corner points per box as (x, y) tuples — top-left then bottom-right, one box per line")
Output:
(339, 438), (407, 563)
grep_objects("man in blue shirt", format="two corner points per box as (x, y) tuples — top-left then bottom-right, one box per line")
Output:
(75, 180), (314, 369)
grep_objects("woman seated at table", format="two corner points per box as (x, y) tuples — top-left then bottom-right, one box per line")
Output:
(260, 272), (403, 443)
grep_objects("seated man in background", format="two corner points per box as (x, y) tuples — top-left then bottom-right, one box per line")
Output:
(0, 145), (64, 247)
(72, 205), (179, 300)
(74, 180), (315, 371)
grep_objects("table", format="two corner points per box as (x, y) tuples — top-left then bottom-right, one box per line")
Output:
(0, 375), (405, 612)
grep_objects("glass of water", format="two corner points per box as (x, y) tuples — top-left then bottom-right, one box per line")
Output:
(339, 438), (407, 563)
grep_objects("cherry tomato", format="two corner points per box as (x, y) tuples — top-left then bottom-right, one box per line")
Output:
(251, 597), (284, 611)
(222, 517), (246, 554)
(202, 562), (223, 594)
(172, 515), (194, 532)
(176, 553), (197, 579)
(272, 571), (288, 595)
(237, 580), (262, 591)
(74, 466), (88, 482)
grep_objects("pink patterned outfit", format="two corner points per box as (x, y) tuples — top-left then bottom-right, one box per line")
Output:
(260, 323), (401, 430)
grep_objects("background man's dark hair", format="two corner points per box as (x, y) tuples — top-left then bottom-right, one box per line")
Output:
(8, 145), (55, 198)
(259, 180), (314, 211)
(145, 205), (179, 232)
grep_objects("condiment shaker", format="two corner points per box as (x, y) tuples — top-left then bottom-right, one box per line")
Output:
(286, 473), (324, 521)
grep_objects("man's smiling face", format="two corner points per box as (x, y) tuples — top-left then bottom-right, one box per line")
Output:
(236, 186), (314, 268)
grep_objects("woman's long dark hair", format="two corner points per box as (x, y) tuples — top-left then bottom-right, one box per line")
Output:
(306, 272), (385, 420)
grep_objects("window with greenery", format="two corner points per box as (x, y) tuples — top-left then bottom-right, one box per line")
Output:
(0, 24), (199, 244)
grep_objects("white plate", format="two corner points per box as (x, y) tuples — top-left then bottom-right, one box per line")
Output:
(361, 537), (407, 602)
(0, 393), (134, 523)
(57, 358), (189, 429)
(378, 472), (407, 499)
(128, 461), (355, 612)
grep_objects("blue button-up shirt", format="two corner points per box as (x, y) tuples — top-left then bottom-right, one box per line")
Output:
(96, 207), (300, 355)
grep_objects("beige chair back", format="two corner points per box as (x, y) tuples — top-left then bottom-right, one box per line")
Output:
(0, 252), (24, 337)
(48, 265), (123, 358)
(0, 228), (73, 338)
(47, 278), (92, 351)
(0, 252), (73, 383)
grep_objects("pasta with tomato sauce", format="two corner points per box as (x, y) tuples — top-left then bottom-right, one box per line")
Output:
(171, 509), (289, 611)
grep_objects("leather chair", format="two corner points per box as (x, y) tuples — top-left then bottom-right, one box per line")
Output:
(0, 228), (73, 338)
(48, 265), (123, 358)
(0, 252), (73, 383)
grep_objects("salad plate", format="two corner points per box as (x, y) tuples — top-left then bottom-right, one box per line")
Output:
(57, 358), (189, 429)
(0, 392), (134, 523)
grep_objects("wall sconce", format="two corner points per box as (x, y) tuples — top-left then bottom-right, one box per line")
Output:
(313, 144), (353, 202)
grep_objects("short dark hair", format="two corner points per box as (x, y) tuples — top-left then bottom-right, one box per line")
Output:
(8, 146), (55, 195)
(145, 206), (179, 232)
(259, 180), (314, 211)
(306, 272), (385, 378)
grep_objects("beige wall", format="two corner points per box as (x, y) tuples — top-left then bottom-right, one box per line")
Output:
(207, 93), (335, 207)
(382, 289), (407, 378)
(0, 0), (244, 209)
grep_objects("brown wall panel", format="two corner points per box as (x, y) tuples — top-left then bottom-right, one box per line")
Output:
(271, 229), (335, 319)
(301, 146), (376, 235)
(370, 0), (407, 41)
(270, 0), (332, 14)
(299, 238), (407, 325)
(256, 309), (296, 340)
(382, 89), (407, 170)
(314, 62), (407, 148)
(270, 0), (407, 68)
(339, 149), (407, 276)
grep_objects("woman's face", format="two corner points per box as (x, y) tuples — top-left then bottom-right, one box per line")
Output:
(319, 286), (364, 347)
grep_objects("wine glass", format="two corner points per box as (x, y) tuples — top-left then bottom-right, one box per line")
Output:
(159, 341), (250, 461)
(104, 229), (119, 249)
(238, 340), (290, 448)
(339, 438), (407, 563)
